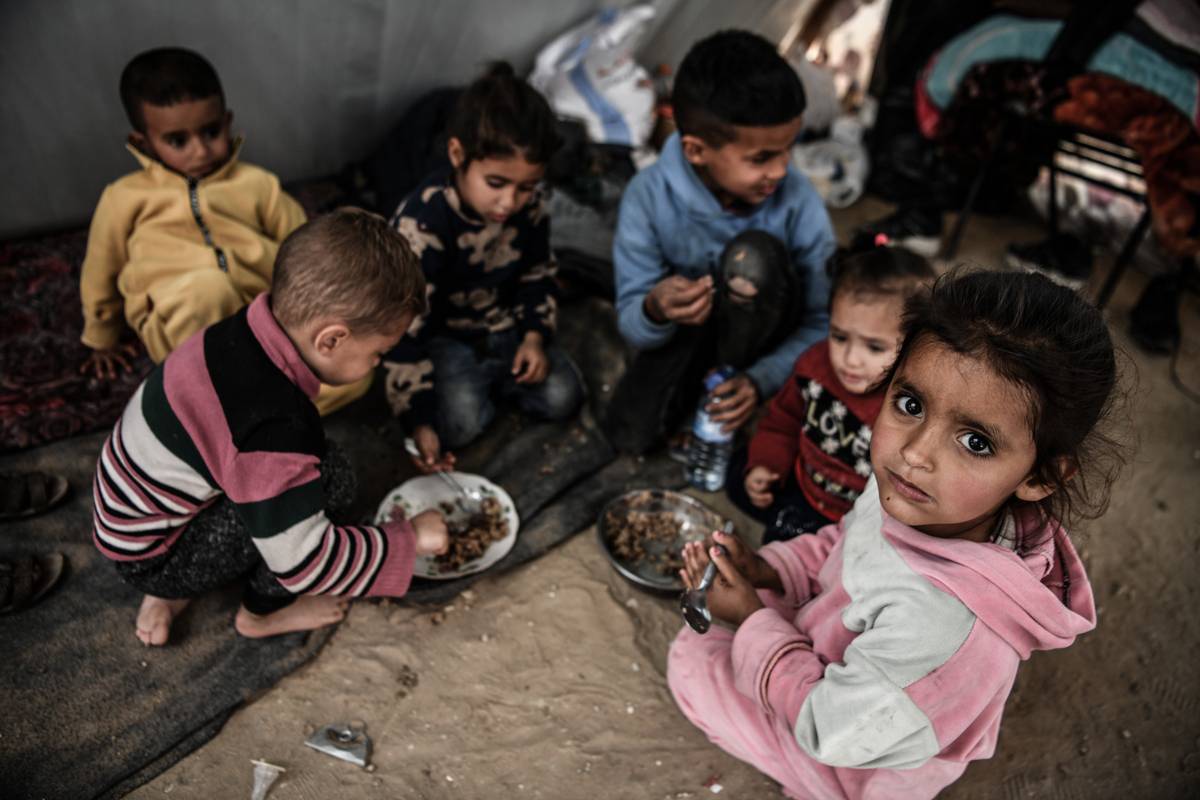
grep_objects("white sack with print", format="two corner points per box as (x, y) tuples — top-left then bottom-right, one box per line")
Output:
(529, 5), (657, 148)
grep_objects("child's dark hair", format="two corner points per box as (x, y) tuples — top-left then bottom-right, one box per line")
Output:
(888, 269), (1128, 529)
(273, 208), (427, 335)
(446, 62), (561, 166)
(120, 48), (224, 132)
(672, 30), (807, 146)
(830, 247), (936, 305)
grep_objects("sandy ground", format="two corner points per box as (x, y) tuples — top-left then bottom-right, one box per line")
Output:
(127, 202), (1200, 799)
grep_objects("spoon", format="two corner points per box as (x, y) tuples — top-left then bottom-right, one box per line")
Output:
(403, 438), (485, 510)
(679, 521), (733, 634)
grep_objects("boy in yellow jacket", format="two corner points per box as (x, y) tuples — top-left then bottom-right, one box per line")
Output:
(79, 47), (365, 414)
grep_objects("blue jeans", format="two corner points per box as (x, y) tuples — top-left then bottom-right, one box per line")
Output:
(428, 331), (584, 449)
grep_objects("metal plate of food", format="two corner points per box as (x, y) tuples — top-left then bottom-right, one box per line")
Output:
(597, 488), (727, 592)
(375, 473), (519, 580)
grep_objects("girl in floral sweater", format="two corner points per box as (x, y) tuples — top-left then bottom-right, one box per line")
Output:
(382, 63), (583, 470)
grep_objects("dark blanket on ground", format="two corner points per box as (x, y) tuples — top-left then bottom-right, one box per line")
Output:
(0, 425), (676, 799)
(0, 428), (334, 799)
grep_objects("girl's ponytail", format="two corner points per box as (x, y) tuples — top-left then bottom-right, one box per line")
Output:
(482, 61), (515, 81)
(447, 61), (561, 167)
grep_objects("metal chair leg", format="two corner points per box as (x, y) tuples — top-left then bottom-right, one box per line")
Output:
(1048, 157), (1059, 236)
(1096, 206), (1152, 309)
(940, 163), (986, 260)
(940, 120), (1008, 260)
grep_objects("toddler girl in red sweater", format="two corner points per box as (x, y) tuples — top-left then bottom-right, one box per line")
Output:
(728, 247), (935, 542)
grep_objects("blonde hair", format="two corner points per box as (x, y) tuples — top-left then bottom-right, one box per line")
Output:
(272, 208), (426, 334)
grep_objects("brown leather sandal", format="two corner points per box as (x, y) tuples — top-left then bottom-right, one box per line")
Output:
(0, 472), (69, 520)
(0, 553), (66, 614)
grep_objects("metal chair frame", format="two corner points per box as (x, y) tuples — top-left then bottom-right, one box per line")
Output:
(940, 119), (1151, 309)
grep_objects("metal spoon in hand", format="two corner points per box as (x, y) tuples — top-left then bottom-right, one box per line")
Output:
(680, 521), (733, 634)
(403, 438), (485, 511)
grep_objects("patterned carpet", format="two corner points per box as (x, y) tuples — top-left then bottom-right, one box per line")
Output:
(0, 178), (347, 453)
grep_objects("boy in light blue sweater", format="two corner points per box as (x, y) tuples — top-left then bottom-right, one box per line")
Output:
(605, 30), (836, 455)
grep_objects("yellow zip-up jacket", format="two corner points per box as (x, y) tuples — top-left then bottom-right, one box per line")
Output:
(80, 140), (306, 358)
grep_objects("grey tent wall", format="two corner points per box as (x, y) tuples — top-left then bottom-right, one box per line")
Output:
(0, 0), (799, 239)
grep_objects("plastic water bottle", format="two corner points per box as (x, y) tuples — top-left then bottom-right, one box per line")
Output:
(686, 367), (735, 491)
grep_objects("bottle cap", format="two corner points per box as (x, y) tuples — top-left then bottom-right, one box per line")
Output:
(703, 367), (734, 393)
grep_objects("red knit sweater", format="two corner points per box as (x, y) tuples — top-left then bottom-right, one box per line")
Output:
(747, 340), (885, 522)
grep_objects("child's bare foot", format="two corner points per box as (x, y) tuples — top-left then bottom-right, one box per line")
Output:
(234, 596), (350, 639)
(135, 595), (191, 646)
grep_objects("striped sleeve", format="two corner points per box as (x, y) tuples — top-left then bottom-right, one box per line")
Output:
(227, 450), (417, 598)
(158, 319), (420, 599)
(92, 383), (216, 561)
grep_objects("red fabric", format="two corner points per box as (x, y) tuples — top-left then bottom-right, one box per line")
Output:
(746, 341), (885, 522)
(1055, 73), (1200, 257)
(915, 57), (943, 139)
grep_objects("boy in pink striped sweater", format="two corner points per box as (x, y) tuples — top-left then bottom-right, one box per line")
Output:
(92, 209), (448, 646)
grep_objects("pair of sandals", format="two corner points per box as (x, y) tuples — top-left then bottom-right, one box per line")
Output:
(0, 471), (70, 615)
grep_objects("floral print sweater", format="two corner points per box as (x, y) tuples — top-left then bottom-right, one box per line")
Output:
(383, 169), (558, 429)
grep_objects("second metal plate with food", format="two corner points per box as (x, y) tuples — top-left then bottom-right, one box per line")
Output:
(597, 489), (727, 592)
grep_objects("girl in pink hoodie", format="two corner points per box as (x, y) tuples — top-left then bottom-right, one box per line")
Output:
(668, 269), (1127, 799)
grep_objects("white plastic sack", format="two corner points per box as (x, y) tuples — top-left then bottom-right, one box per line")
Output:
(791, 114), (870, 208)
(529, 5), (657, 148)
(788, 57), (839, 134)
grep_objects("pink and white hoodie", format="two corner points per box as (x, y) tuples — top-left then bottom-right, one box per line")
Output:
(668, 476), (1095, 799)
